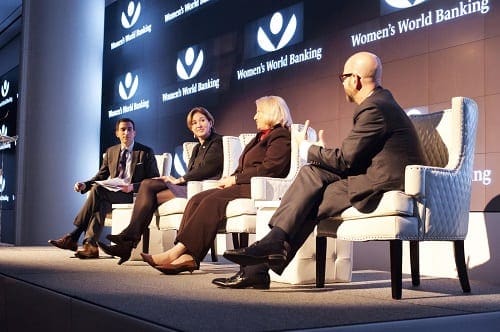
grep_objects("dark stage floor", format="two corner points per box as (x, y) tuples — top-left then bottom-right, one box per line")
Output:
(1, 246), (500, 331)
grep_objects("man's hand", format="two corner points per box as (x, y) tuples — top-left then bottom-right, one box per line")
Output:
(315, 129), (326, 148)
(295, 120), (326, 148)
(217, 176), (236, 189)
(74, 182), (86, 192)
(294, 120), (310, 147)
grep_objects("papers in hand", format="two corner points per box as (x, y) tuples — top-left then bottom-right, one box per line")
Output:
(95, 177), (129, 192)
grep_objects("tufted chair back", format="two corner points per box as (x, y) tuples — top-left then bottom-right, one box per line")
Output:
(406, 97), (477, 240)
(251, 124), (317, 201)
(316, 97), (478, 299)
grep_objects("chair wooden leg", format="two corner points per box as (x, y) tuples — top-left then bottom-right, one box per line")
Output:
(239, 233), (249, 248)
(389, 240), (403, 299)
(232, 233), (240, 249)
(410, 240), (420, 287)
(210, 240), (218, 262)
(230, 233), (248, 250)
(316, 236), (327, 288)
(454, 240), (471, 293)
(142, 228), (150, 254)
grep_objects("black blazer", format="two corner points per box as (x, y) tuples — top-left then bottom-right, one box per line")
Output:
(83, 141), (160, 193)
(233, 125), (291, 184)
(183, 132), (224, 182)
(308, 87), (425, 212)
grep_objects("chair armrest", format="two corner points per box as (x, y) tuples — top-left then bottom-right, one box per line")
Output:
(187, 181), (203, 199)
(405, 164), (461, 198)
(251, 176), (294, 201)
(187, 180), (221, 199)
(202, 180), (220, 191)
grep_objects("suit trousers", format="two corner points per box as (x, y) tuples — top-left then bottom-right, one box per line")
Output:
(176, 184), (251, 264)
(268, 165), (351, 274)
(73, 185), (132, 244)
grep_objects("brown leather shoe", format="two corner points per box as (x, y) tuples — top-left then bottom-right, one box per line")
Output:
(75, 243), (99, 259)
(48, 234), (78, 251)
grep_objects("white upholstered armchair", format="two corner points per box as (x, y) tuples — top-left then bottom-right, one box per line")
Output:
(156, 136), (243, 261)
(105, 152), (172, 228)
(316, 97), (478, 299)
(221, 125), (317, 250)
(248, 124), (353, 285)
(251, 123), (317, 201)
(106, 152), (172, 256)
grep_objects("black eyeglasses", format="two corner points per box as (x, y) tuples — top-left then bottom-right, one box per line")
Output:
(339, 73), (354, 83)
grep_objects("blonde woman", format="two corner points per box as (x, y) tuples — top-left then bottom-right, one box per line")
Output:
(142, 96), (293, 274)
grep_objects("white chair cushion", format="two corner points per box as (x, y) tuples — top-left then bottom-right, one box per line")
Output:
(158, 214), (182, 231)
(225, 215), (256, 233)
(157, 197), (188, 216)
(335, 216), (420, 241)
(334, 190), (414, 221)
(319, 191), (419, 241)
(225, 198), (256, 218)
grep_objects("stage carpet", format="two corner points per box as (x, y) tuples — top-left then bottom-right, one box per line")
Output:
(1, 246), (500, 331)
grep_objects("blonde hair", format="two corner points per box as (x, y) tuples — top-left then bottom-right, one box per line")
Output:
(255, 96), (293, 129)
(186, 107), (215, 130)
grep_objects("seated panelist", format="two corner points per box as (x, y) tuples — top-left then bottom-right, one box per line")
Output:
(48, 118), (159, 259)
(99, 107), (224, 264)
(140, 95), (294, 275)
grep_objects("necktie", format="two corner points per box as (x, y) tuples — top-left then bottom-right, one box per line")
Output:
(118, 149), (129, 178)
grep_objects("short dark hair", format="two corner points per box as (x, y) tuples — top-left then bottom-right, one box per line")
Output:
(115, 118), (135, 131)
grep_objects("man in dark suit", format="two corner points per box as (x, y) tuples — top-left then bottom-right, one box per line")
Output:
(48, 118), (159, 259)
(218, 52), (426, 289)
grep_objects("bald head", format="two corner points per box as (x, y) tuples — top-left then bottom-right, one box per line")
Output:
(344, 52), (382, 86)
(341, 52), (382, 104)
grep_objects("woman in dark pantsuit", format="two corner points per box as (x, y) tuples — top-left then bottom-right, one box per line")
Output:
(141, 96), (293, 274)
(99, 107), (224, 264)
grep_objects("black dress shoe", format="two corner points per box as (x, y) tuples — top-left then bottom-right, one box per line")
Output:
(212, 270), (244, 285)
(75, 243), (99, 259)
(98, 241), (133, 265)
(212, 270), (270, 289)
(48, 234), (78, 251)
(223, 240), (290, 267)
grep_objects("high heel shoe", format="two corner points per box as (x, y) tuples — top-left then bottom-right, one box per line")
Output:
(98, 241), (132, 265)
(140, 252), (157, 267)
(153, 260), (199, 275)
(106, 234), (138, 248)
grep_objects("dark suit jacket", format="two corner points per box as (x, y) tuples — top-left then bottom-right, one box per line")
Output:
(308, 87), (425, 213)
(183, 132), (223, 182)
(233, 125), (291, 184)
(83, 141), (160, 193)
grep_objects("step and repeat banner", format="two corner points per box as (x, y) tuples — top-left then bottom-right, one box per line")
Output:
(101, 0), (497, 211)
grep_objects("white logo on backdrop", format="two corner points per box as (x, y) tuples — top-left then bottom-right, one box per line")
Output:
(1, 80), (9, 98)
(0, 124), (14, 150)
(118, 72), (139, 100)
(257, 11), (297, 52)
(121, 1), (142, 29)
(0, 175), (5, 193)
(176, 47), (204, 80)
(385, 0), (427, 9)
